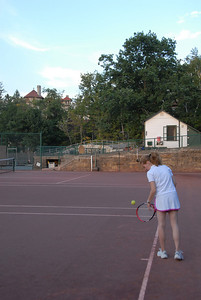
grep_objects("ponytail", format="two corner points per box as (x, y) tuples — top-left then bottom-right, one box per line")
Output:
(140, 151), (162, 166)
(149, 152), (162, 166)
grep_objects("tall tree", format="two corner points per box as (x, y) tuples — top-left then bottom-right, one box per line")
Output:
(0, 82), (5, 100)
(97, 31), (179, 138)
(40, 88), (67, 145)
(171, 48), (201, 130)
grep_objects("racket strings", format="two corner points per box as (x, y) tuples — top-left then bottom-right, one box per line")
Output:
(137, 203), (155, 222)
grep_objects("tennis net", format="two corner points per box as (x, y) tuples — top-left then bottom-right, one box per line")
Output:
(0, 158), (15, 173)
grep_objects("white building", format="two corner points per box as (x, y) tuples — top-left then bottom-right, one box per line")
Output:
(144, 111), (200, 148)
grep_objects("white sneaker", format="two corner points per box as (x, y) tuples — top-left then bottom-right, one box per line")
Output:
(157, 248), (168, 259)
(174, 250), (184, 260)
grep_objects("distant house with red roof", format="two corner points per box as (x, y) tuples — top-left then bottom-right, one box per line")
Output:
(61, 95), (72, 110)
(24, 85), (72, 109)
(24, 85), (44, 104)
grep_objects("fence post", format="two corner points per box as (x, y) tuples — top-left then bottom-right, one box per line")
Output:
(40, 132), (42, 169)
(91, 155), (93, 171)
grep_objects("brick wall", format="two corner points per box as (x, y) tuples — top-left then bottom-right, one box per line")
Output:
(57, 148), (201, 172)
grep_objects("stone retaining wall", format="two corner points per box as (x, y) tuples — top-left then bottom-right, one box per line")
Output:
(57, 148), (201, 172)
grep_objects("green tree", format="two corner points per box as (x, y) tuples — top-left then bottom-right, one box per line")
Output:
(0, 82), (5, 100)
(171, 48), (201, 130)
(1, 32), (201, 145)
(96, 31), (179, 138)
(40, 88), (67, 145)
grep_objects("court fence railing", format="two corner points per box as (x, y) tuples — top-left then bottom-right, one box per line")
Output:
(0, 132), (42, 169)
(1, 132), (200, 170)
(37, 133), (201, 159)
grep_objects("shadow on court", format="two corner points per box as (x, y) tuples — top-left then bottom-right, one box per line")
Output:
(0, 171), (200, 300)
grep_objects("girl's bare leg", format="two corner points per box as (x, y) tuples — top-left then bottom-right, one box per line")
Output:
(169, 210), (180, 251)
(157, 211), (166, 251)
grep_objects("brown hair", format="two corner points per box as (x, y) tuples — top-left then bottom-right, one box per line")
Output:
(140, 151), (162, 166)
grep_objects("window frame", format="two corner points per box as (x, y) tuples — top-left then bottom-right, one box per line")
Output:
(163, 125), (178, 141)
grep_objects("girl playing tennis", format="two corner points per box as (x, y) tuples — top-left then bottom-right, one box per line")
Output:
(141, 152), (184, 260)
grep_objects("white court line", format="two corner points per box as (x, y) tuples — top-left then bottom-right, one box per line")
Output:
(0, 205), (133, 210)
(0, 183), (146, 188)
(55, 174), (92, 184)
(0, 211), (135, 217)
(138, 227), (158, 300)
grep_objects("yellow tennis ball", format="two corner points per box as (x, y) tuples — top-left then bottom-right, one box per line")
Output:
(131, 200), (136, 205)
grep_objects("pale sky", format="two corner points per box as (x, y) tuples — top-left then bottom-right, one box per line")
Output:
(0, 0), (201, 98)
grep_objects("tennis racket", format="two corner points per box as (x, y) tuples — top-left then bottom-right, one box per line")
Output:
(136, 203), (156, 222)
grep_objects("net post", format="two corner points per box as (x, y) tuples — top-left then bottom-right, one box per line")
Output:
(12, 158), (15, 172)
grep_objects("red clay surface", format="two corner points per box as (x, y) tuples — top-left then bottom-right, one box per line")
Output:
(0, 170), (201, 300)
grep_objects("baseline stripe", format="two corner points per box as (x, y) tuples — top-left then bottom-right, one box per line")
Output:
(138, 227), (158, 300)
(0, 205), (133, 210)
(0, 211), (135, 217)
(0, 183), (146, 188)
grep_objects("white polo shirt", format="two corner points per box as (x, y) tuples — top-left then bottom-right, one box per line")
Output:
(147, 165), (180, 211)
(147, 165), (176, 196)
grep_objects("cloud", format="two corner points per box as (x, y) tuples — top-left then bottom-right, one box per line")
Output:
(39, 67), (81, 89)
(177, 19), (185, 24)
(190, 11), (201, 18)
(177, 11), (201, 24)
(175, 30), (201, 41)
(9, 36), (49, 52)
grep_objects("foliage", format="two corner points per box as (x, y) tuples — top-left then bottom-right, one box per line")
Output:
(0, 87), (68, 145)
(0, 31), (201, 144)
(0, 82), (5, 100)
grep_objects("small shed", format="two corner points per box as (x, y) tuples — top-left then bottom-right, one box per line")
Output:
(144, 111), (200, 148)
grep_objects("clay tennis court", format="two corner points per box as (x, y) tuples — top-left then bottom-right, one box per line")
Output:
(0, 170), (201, 300)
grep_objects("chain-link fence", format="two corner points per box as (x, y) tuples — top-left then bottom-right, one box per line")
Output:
(38, 133), (201, 159)
(1, 132), (200, 170)
(0, 132), (42, 169)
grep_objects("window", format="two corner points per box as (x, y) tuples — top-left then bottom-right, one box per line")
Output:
(163, 125), (178, 141)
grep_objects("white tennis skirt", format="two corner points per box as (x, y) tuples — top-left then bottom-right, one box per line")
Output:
(155, 191), (180, 212)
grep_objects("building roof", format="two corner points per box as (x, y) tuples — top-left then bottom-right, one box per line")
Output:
(144, 110), (171, 122)
(62, 95), (72, 101)
(145, 110), (201, 133)
(24, 89), (44, 99)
